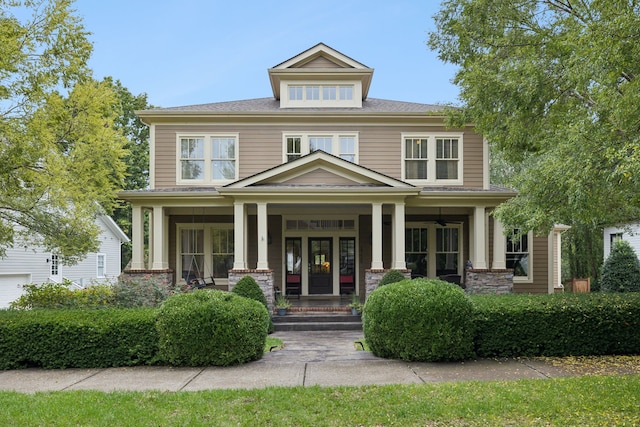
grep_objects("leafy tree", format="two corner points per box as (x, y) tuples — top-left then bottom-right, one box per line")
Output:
(600, 240), (640, 293)
(429, 1), (640, 233)
(0, 0), (127, 263)
(104, 78), (152, 268)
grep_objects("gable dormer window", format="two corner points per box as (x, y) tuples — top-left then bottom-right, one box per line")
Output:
(281, 82), (362, 108)
(283, 133), (359, 163)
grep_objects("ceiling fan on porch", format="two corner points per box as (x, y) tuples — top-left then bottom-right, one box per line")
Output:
(432, 208), (461, 227)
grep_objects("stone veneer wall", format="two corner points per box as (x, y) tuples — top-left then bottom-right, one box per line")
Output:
(228, 269), (274, 312)
(465, 269), (514, 294)
(365, 269), (412, 298)
(119, 269), (174, 289)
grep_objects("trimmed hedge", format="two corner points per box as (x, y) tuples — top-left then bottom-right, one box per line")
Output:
(156, 290), (269, 366)
(363, 278), (475, 362)
(231, 275), (274, 333)
(472, 293), (640, 357)
(378, 269), (406, 287)
(0, 308), (159, 369)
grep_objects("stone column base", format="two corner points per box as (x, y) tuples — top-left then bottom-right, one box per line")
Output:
(465, 269), (514, 294)
(119, 269), (174, 289)
(229, 269), (274, 312)
(365, 269), (412, 298)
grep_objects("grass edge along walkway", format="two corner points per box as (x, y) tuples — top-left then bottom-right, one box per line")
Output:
(1, 374), (639, 426)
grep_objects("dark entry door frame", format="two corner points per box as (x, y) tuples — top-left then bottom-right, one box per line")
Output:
(308, 237), (332, 294)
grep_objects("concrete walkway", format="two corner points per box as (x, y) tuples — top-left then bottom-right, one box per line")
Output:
(0, 331), (574, 393)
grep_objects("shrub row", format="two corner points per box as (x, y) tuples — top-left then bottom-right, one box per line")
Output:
(0, 308), (159, 369)
(473, 292), (640, 357)
(364, 279), (640, 362)
(1, 289), (271, 369)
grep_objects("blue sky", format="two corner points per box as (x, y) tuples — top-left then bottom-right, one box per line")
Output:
(73, 0), (459, 108)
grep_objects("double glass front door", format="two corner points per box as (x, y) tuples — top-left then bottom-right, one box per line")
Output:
(285, 237), (355, 295)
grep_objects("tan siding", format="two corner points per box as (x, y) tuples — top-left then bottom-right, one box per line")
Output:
(299, 57), (342, 68)
(514, 236), (549, 294)
(281, 169), (359, 185)
(153, 124), (485, 189)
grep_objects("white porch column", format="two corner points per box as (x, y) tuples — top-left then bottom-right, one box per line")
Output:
(151, 206), (168, 270)
(233, 202), (247, 270)
(256, 202), (269, 270)
(392, 202), (406, 270)
(472, 206), (488, 269)
(131, 205), (145, 270)
(371, 202), (384, 269)
(492, 215), (507, 270)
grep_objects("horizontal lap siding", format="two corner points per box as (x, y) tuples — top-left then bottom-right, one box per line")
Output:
(154, 124), (485, 189)
(514, 236), (549, 294)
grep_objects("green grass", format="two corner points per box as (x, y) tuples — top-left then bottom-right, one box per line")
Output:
(264, 336), (283, 352)
(1, 375), (638, 426)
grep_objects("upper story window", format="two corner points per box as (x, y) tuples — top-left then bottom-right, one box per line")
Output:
(281, 81), (361, 108)
(283, 133), (358, 163)
(402, 133), (463, 185)
(177, 134), (238, 184)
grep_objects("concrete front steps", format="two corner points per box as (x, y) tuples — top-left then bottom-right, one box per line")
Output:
(272, 308), (362, 332)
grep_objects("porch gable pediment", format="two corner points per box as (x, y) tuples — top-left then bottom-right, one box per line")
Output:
(224, 150), (414, 189)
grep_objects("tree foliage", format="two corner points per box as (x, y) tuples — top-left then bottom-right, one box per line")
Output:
(429, 0), (640, 232)
(0, 0), (127, 263)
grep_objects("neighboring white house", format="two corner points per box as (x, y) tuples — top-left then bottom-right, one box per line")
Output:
(603, 223), (640, 259)
(0, 215), (129, 308)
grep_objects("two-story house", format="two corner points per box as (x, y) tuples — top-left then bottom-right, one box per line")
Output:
(119, 44), (566, 307)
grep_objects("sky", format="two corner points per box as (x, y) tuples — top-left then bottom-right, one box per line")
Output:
(72, 0), (460, 108)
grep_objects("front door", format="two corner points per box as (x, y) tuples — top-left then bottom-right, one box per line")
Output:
(309, 237), (332, 294)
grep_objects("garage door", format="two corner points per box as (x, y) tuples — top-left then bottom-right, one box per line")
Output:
(0, 274), (30, 309)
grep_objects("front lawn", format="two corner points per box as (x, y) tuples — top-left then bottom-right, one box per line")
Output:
(1, 375), (639, 426)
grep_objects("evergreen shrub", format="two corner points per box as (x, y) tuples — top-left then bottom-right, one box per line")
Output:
(156, 290), (269, 366)
(112, 275), (173, 308)
(378, 269), (406, 287)
(363, 278), (475, 362)
(600, 240), (640, 293)
(472, 292), (640, 357)
(0, 308), (159, 369)
(231, 275), (274, 333)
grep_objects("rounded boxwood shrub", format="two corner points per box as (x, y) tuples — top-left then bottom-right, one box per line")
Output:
(600, 240), (640, 292)
(231, 275), (274, 333)
(363, 278), (475, 362)
(378, 269), (406, 287)
(156, 290), (269, 366)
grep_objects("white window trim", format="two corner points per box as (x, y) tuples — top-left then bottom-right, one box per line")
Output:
(405, 222), (463, 278)
(507, 229), (534, 283)
(282, 132), (359, 163)
(96, 253), (106, 279)
(176, 133), (239, 185)
(280, 80), (362, 108)
(401, 132), (464, 185)
(176, 223), (235, 285)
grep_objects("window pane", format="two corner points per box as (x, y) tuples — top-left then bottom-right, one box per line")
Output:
(306, 86), (320, 100)
(180, 138), (203, 159)
(506, 229), (529, 277)
(323, 86), (336, 100)
(181, 160), (204, 179)
(212, 228), (234, 278)
(211, 137), (235, 180)
(310, 137), (332, 153)
(289, 86), (303, 100)
(212, 160), (235, 180)
(436, 160), (458, 179)
(339, 86), (353, 100)
(406, 160), (427, 179)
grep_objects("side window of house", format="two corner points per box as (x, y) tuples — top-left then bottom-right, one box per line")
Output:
(97, 254), (106, 278)
(436, 227), (459, 276)
(403, 135), (462, 183)
(178, 135), (237, 183)
(610, 233), (623, 247)
(506, 229), (530, 278)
